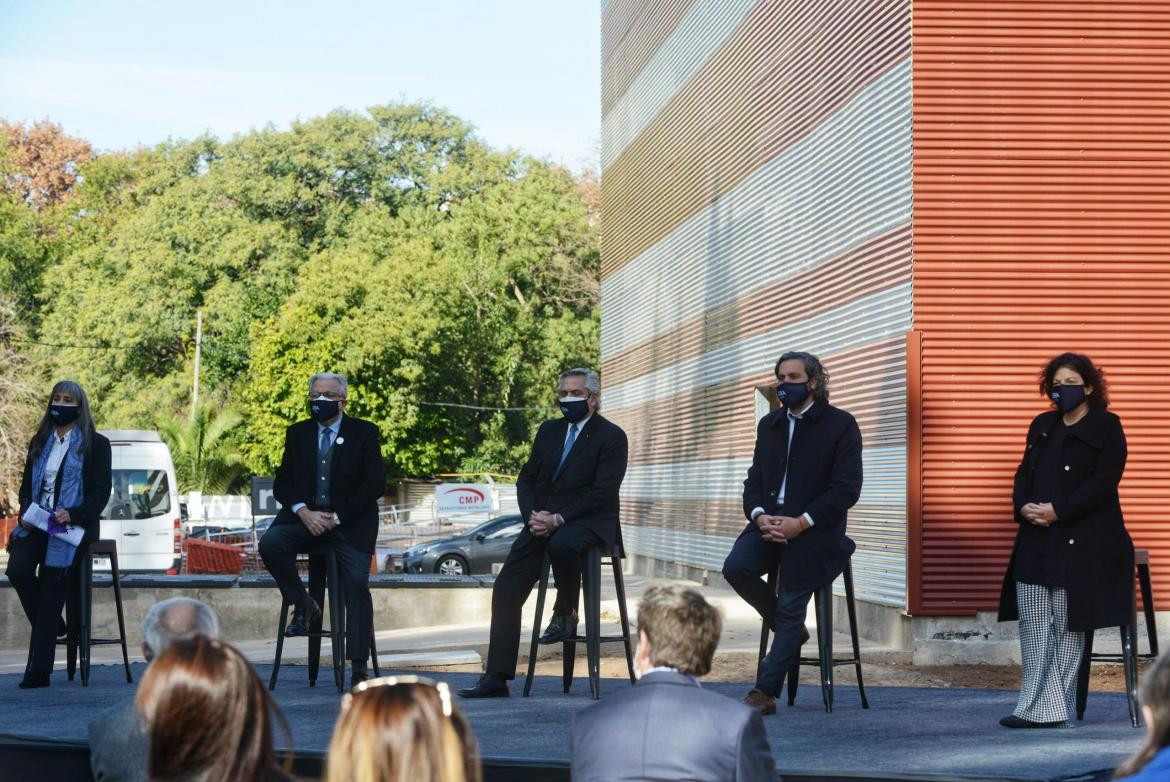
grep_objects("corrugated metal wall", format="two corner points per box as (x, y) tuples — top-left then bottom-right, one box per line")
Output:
(600, 0), (914, 607)
(911, 2), (1170, 614)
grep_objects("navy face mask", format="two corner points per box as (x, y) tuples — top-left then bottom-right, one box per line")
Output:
(559, 397), (590, 424)
(49, 404), (80, 426)
(776, 382), (810, 410)
(309, 398), (341, 423)
(1050, 384), (1086, 413)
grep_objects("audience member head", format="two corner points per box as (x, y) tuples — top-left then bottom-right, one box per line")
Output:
(140, 597), (220, 661)
(635, 585), (723, 678)
(1117, 652), (1170, 778)
(136, 636), (289, 782)
(326, 676), (481, 782)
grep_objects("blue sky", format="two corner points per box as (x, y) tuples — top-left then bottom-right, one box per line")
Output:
(0, 0), (600, 169)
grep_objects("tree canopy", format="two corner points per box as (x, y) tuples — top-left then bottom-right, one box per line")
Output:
(0, 104), (599, 506)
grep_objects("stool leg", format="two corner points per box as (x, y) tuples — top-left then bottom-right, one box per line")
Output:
(844, 563), (868, 708)
(585, 548), (602, 700)
(66, 592), (78, 682)
(370, 629), (380, 677)
(1075, 629), (1094, 720)
(758, 567), (777, 683)
(816, 587), (833, 713)
(1139, 563), (1159, 657)
(81, 553), (93, 687)
(109, 548), (133, 683)
(523, 555), (551, 697)
(611, 557), (636, 685)
(1124, 620), (1139, 728)
(308, 556), (325, 687)
(327, 555), (344, 693)
(269, 600), (291, 691)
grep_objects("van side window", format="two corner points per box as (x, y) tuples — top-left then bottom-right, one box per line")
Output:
(104, 469), (172, 519)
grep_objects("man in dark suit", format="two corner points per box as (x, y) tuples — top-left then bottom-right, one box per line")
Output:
(259, 372), (386, 686)
(571, 585), (776, 781)
(723, 351), (863, 715)
(458, 368), (628, 698)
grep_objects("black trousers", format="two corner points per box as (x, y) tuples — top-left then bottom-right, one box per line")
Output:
(5, 528), (81, 674)
(485, 523), (601, 679)
(258, 522), (372, 661)
(722, 524), (816, 696)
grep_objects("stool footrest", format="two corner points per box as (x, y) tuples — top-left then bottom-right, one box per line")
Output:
(796, 657), (861, 667)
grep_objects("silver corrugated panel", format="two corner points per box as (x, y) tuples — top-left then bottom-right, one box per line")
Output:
(601, 61), (912, 360)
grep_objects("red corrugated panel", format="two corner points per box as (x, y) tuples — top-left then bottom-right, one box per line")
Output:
(911, 1), (1170, 615)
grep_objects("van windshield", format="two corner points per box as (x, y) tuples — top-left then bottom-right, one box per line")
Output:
(104, 469), (171, 520)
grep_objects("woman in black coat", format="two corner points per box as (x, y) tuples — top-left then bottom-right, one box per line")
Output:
(5, 380), (111, 689)
(998, 353), (1133, 728)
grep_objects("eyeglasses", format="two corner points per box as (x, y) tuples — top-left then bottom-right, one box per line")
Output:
(343, 675), (453, 717)
(309, 393), (347, 402)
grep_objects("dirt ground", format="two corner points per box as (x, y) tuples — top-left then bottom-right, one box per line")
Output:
(439, 653), (1147, 692)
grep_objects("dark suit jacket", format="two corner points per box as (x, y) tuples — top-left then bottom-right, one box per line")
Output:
(516, 414), (628, 551)
(18, 430), (112, 545)
(571, 670), (778, 782)
(999, 408), (1133, 632)
(272, 415), (387, 553)
(741, 402), (862, 590)
(88, 699), (147, 782)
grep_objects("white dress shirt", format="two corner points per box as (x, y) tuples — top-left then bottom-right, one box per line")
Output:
(39, 431), (72, 509)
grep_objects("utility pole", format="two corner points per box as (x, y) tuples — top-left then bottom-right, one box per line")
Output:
(191, 310), (203, 420)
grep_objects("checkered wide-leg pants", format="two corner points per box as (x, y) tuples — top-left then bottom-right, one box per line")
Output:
(1014, 583), (1085, 724)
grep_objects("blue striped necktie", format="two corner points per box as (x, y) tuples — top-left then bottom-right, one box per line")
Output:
(555, 423), (578, 478)
(320, 427), (333, 454)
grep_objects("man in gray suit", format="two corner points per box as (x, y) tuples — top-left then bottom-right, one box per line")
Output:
(88, 597), (220, 782)
(571, 585), (777, 782)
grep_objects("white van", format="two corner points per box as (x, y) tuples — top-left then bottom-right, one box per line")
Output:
(97, 430), (183, 574)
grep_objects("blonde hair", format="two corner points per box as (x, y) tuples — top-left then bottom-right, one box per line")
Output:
(326, 680), (481, 782)
(637, 585), (723, 677)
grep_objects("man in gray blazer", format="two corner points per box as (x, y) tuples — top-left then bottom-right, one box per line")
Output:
(571, 585), (777, 782)
(88, 598), (220, 782)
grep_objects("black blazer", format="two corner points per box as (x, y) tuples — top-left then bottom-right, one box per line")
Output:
(999, 408), (1133, 632)
(740, 402), (863, 590)
(18, 431), (112, 545)
(515, 414), (628, 551)
(272, 415), (387, 553)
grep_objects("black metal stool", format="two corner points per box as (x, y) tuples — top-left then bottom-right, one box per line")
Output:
(523, 544), (635, 700)
(58, 539), (133, 686)
(269, 547), (380, 693)
(1075, 548), (1159, 727)
(757, 559), (868, 712)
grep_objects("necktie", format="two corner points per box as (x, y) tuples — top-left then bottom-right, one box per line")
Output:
(320, 427), (334, 455)
(555, 424), (578, 479)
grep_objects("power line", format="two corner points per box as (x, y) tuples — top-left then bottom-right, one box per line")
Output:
(420, 401), (552, 412)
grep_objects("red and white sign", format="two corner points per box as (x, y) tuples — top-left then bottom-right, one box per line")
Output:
(435, 484), (497, 513)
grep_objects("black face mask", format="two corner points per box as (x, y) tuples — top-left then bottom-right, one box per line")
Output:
(559, 397), (590, 424)
(1050, 384), (1086, 413)
(309, 398), (341, 423)
(776, 382), (810, 410)
(49, 404), (80, 426)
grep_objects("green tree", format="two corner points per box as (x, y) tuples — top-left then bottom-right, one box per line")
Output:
(157, 404), (245, 494)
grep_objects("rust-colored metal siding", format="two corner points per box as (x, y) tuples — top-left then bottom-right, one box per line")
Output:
(911, 2), (1170, 614)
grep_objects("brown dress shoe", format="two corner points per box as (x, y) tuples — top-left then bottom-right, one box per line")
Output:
(743, 687), (777, 715)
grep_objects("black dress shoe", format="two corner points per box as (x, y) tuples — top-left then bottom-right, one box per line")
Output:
(18, 670), (50, 689)
(457, 673), (509, 699)
(284, 596), (322, 637)
(350, 668), (369, 689)
(999, 714), (1065, 729)
(539, 611), (579, 644)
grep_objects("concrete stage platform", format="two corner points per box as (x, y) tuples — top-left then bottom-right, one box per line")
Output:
(0, 664), (1143, 782)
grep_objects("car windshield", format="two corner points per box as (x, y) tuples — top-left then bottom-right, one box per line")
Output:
(103, 469), (171, 520)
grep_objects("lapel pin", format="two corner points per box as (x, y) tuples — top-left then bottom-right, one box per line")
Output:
(335, 437), (344, 445)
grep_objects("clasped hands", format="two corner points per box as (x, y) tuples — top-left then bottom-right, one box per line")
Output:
(297, 507), (339, 536)
(756, 514), (806, 544)
(527, 511), (558, 537)
(1020, 502), (1057, 527)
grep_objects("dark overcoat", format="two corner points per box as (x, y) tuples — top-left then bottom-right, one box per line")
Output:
(998, 408), (1134, 632)
(740, 402), (862, 591)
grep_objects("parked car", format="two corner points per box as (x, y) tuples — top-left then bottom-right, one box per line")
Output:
(401, 515), (524, 576)
(99, 430), (183, 574)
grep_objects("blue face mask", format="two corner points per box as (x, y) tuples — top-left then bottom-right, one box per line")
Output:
(309, 398), (341, 423)
(776, 382), (810, 410)
(1050, 384), (1086, 413)
(559, 397), (590, 424)
(49, 404), (79, 426)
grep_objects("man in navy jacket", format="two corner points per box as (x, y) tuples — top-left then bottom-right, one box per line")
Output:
(723, 351), (863, 714)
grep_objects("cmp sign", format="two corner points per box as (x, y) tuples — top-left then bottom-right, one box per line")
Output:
(435, 484), (497, 513)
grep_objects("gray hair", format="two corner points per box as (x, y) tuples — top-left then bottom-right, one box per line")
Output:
(141, 597), (220, 658)
(309, 373), (348, 398)
(558, 368), (600, 396)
